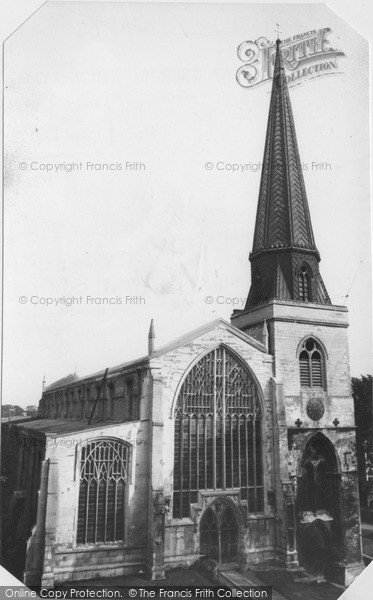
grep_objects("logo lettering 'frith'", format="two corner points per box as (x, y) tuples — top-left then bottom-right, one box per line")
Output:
(236, 28), (345, 88)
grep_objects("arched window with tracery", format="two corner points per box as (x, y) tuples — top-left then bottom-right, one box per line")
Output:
(76, 439), (130, 544)
(173, 346), (263, 518)
(200, 503), (239, 562)
(298, 264), (312, 302)
(299, 338), (326, 389)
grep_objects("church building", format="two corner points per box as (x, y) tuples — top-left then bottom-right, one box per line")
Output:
(1, 40), (364, 587)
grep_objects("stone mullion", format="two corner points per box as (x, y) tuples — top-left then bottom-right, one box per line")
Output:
(230, 416), (234, 488)
(222, 350), (226, 489)
(204, 415), (207, 490)
(196, 416), (199, 492)
(308, 352), (313, 387)
(212, 348), (217, 490)
(85, 480), (90, 543)
(253, 417), (257, 512)
(238, 417), (242, 491)
(104, 472), (109, 543)
(179, 416), (184, 517)
(113, 479), (118, 540)
(94, 449), (99, 543)
(188, 416), (192, 506)
(245, 417), (249, 509)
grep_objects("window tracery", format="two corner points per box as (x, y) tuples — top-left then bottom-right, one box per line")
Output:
(173, 346), (263, 518)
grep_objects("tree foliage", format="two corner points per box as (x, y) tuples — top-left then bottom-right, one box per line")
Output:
(1, 405), (25, 418)
(352, 375), (373, 505)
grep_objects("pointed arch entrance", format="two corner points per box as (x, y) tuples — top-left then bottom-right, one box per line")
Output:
(200, 500), (239, 564)
(296, 432), (342, 577)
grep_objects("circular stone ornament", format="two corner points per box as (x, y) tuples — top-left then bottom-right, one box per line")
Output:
(306, 397), (325, 421)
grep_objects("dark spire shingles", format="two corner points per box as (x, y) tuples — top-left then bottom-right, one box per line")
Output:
(252, 40), (317, 257)
(244, 40), (331, 307)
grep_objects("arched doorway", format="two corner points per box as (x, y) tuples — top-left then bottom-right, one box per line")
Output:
(296, 433), (342, 577)
(200, 501), (239, 564)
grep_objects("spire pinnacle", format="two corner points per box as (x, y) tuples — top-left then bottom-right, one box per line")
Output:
(274, 23), (282, 40)
(148, 318), (155, 358)
(262, 320), (269, 352)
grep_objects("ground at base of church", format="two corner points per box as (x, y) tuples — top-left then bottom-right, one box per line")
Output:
(362, 524), (373, 558)
(57, 566), (214, 588)
(57, 564), (346, 600)
(247, 565), (344, 600)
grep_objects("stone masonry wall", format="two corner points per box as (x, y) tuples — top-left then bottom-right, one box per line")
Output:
(41, 421), (149, 583)
(271, 319), (354, 428)
(150, 322), (276, 567)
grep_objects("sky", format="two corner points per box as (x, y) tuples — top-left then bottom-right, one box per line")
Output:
(2, 1), (372, 409)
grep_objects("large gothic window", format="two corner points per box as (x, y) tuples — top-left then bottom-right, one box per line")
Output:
(173, 346), (263, 518)
(299, 338), (325, 389)
(299, 264), (311, 302)
(77, 439), (129, 544)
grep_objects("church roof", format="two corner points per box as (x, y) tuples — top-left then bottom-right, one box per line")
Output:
(13, 417), (122, 436)
(45, 373), (80, 392)
(42, 319), (268, 394)
(252, 40), (318, 258)
(44, 357), (149, 392)
(152, 318), (268, 356)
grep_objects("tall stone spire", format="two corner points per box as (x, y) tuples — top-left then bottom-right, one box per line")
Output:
(246, 40), (330, 308)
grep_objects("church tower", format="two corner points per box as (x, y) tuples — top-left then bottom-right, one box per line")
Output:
(232, 40), (364, 584)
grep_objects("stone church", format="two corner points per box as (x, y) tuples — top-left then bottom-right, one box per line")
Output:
(1, 40), (364, 587)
